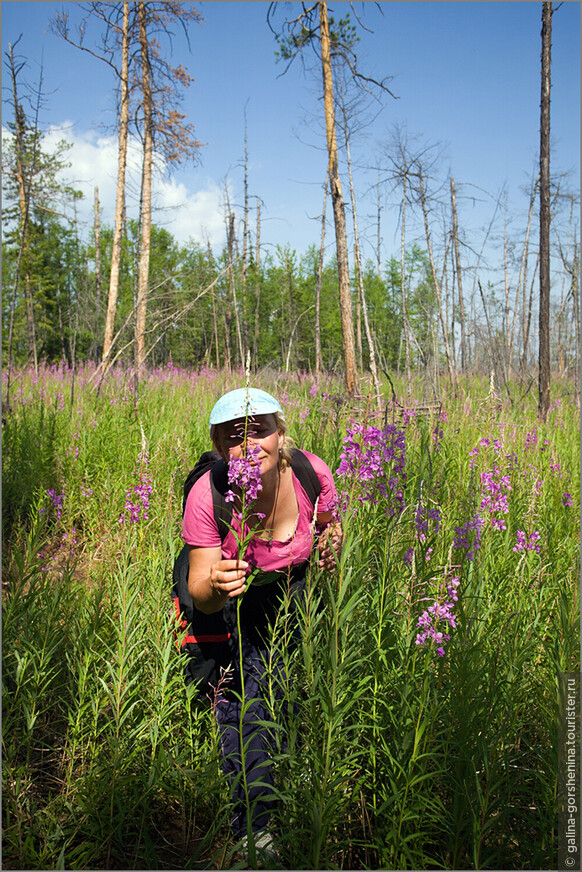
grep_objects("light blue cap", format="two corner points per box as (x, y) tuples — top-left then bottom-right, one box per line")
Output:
(209, 388), (283, 432)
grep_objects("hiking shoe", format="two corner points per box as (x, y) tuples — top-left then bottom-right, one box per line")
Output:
(241, 828), (278, 867)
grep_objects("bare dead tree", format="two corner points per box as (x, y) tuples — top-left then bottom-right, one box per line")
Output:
(93, 187), (102, 314)
(538, 0), (552, 420)
(268, 0), (395, 393)
(315, 175), (328, 377)
(134, 0), (152, 382)
(6, 39), (40, 374)
(336, 71), (382, 406)
(399, 149), (412, 395)
(417, 165), (456, 392)
(52, 2), (133, 372)
(450, 177), (467, 371)
(512, 174), (538, 373)
(253, 197), (262, 364)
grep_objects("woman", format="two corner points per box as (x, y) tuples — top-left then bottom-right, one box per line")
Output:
(182, 387), (341, 861)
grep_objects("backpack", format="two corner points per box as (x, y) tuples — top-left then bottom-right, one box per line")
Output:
(171, 448), (322, 697)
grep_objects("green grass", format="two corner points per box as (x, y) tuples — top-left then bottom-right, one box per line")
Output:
(2, 363), (579, 869)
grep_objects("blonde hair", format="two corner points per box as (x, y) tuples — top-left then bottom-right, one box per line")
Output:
(210, 410), (294, 470)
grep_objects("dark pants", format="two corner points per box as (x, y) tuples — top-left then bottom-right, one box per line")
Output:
(214, 571), (307, 837)
(214, 641), (282, 836)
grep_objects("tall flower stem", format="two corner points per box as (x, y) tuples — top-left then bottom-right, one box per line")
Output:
(223, 423), (263, 861)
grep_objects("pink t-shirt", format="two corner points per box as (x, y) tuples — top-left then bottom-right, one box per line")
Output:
(182, 450), (337, 572)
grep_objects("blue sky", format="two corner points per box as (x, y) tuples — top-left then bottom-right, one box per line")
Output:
(2, 1), (580, 279)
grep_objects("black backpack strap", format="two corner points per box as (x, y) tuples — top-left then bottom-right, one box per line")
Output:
(182, 451), (231, 542)
(209, 458), (231, 543)
(182, 449), (223, 515)
(289, 448), (322, 507)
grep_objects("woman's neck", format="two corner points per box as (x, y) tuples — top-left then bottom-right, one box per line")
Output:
(257, 463), (284, 504)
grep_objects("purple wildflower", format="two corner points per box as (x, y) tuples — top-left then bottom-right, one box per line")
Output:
(432, 419), (445, 451)
(415, 575), (460, 657)
(226, 442), (263, 504)
(46, 489), (65, 521)
(336, 423), (407, 516)
(479, 467), (511, 529)
(453, 512), (484, 562)
(414, 503), (442, 543)
(119, 451), (153, 524)
(513, 529), (541, 554)
(562, 493), (573, 508)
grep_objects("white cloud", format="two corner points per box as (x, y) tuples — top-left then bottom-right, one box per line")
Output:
(39, 122), (227, 248)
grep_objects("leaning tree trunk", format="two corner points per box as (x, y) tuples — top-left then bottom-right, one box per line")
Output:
(341, 110), (381, 409)
(135, 0), (153, 382)
(102, 0), (129, 370)
(318, 0), (356, 396)
(512, 175), (538, 373)
(450, 177), (467, 372)
(538, 0), (552, 421)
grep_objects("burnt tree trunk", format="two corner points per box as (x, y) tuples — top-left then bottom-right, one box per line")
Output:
(538, 0), (552, 420)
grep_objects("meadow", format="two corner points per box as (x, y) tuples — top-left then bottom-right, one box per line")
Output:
(2, 362), (580, 870)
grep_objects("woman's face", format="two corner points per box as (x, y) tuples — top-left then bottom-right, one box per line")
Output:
(217, 413), (283, 474)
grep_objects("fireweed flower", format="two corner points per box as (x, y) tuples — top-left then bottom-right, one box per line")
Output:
(119, 451), (152, 524)
(43, 488), (65, 520)
(415, 575), (461, 657)
(479, 467), (512, 531)
(225, 442), (263, 505)
(432, 423), (444, 452)
(562, 492), (573, 508)
(453, 512), (484, 562)
(513, 529), (541, 553)
(414, 503), (442, 543)
(336, 423), (406, 516)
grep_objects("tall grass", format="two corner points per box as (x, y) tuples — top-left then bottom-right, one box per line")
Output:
(2, 362), (579, 869)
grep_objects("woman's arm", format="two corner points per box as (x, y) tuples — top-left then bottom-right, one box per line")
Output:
(187, 545), (249, 614)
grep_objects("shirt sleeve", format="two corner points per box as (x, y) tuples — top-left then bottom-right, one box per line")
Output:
(300, 450), (338, 514)
(182, 471), (222, 547)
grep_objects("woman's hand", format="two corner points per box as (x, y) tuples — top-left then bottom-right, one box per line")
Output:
(317, 521), (343, 570)
(210, 558), (249, 599)
(188, 546), (249, 613)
